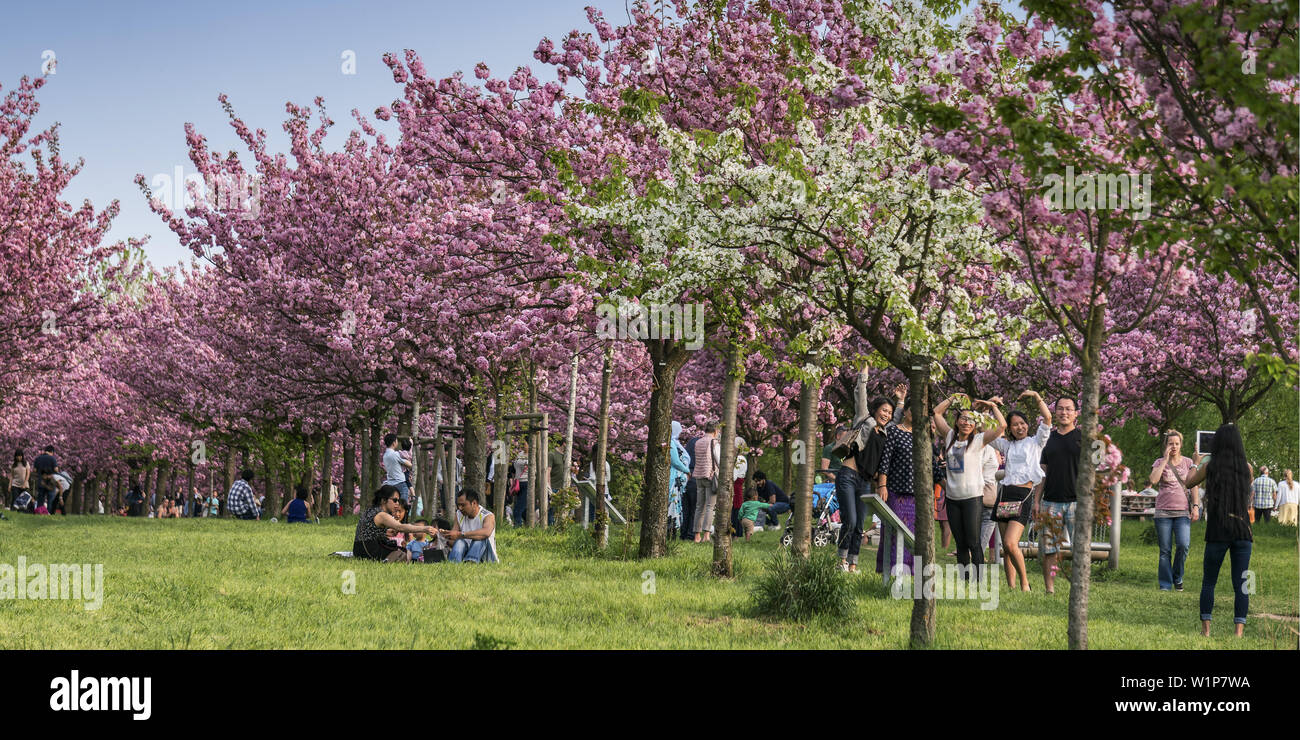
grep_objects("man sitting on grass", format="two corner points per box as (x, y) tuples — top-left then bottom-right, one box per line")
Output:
(444, 490), (498, 563)
(227, 469), (260, 520)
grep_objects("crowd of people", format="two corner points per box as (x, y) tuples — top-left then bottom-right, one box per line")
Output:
(5, 394), (1290, 630)
(812, 381), (1280, 637)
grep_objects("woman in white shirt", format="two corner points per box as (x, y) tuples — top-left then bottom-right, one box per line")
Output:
(1276, 469), (1298, 526)
(990, 391), (1052, 591)
(934, 394), (1006, 574)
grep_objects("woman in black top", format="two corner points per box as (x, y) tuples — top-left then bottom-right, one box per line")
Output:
(1173, 424), (1253, 637)
(353, 485), (436, 562)
(876, 398), (920, 575)
(835, 396), (893, 573)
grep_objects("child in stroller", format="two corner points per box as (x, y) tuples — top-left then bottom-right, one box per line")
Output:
(780, 481), (841, 548)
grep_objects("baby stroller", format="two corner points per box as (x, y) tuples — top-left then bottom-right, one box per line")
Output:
(780, 482), (841, 549)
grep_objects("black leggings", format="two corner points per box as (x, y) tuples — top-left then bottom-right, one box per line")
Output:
(947, 496), (984, 570)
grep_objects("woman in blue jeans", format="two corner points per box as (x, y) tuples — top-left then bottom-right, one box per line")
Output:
(835, 397), (893, 573)
(1172, 424), (1253, 637)
(1148, 430), (1202, 591)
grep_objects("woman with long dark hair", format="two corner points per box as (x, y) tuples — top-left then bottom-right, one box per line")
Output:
(990, 392), (1052, 591)
(835, 396), (893, 574)
(933, 394), (1006, 575)
(9, 450), (30, 509)
(352, 485), (436, 561)
(876, 397), (918, 575)
(1174, 424), (1253, 637)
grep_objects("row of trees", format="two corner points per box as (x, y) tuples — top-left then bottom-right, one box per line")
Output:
(1, 0), (1293, 649)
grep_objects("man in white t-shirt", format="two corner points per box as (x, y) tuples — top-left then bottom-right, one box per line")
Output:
(445, 490), (497, 563)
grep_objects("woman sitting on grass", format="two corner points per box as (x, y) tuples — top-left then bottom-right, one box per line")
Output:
(352, 485), (436, 562)
(281, 485), (314, 523)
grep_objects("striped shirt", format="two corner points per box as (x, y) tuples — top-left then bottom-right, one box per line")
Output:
(1251, 475), (1278, 510)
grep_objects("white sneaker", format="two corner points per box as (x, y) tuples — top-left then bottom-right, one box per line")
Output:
(840, 561), (851, 572)
(753, 525), (764, 531)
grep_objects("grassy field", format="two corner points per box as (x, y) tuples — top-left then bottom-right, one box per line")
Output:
(0, 512), (1295, 649)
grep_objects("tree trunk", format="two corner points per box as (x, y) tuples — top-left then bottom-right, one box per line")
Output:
(595, 344), (615, 550)
(781, 437), (792, 493)
(359, 422), (371, 498)
(464, 394), (488, 506)
(792, 376), (821, 558)
(637, 341), (690, 558)
(143, 467), (155, 514)
(429, 401), (444, 517)
(1068, 303), (1106, 650)
(259, 451), (273, 517)
(369, 412), (383, 494)
(527, 383), (540, 528)
(563, 353), (579, 490)
(71, 474), (83, 515)
(319, 436), (333, 517)
(907, 361), (937, 647)
(410, 396), (421, 514)
(492, 409), (508, 525)
(300, 436), (313, 489)
(712, 342), (745, 577)
(223, 450), (236, 502)
(187, 457), (196, 516)
(445, 415), (457, 512)
(280, 458), (294, 518)
(343, 427), (357, 515)
(539, 412), (550, 530)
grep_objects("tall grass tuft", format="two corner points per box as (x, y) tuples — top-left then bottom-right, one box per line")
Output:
(750, 548), (853, 622)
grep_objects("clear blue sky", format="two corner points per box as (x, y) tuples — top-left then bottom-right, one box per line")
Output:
(2, 0), (627, 268)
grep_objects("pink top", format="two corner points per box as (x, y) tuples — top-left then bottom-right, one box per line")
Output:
(692, 437), (719, 480)
(1151, 457), (1193, 513)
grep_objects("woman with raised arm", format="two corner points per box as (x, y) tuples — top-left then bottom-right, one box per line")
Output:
(934, 394), (1006, 575)
(835, 396), (893, 574)
(990, 391), (1052, 591)
(1148, 430), (1201, 591)
(353, 485), (437, 562)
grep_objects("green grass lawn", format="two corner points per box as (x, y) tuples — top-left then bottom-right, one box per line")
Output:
(0, 513), (1295, 649)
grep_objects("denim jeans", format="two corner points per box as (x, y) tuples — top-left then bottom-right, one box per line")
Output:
(835, 467), (870, 564)
(1040, 500), (1076, 556)
(449, 538), (497, 563)
(511, 482), (529, 527)
(1200, 539), (1252, 624)
(1154, 515), (1191, 589)
(763, 501), (791, 526)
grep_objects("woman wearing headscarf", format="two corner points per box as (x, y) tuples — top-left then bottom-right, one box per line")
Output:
(669, 421), (690, 537)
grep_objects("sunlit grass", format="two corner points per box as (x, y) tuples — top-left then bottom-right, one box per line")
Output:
(0, 513), (1294, 649)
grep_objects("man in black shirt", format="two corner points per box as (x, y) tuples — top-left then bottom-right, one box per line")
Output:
(752, 470), (789, 528)
(1035, 398), (1081, 594)
(32, 446), (57, 510)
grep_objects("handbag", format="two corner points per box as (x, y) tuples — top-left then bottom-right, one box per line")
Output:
(994, 485), (1031, 520)
(982, 482), (999, 508)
